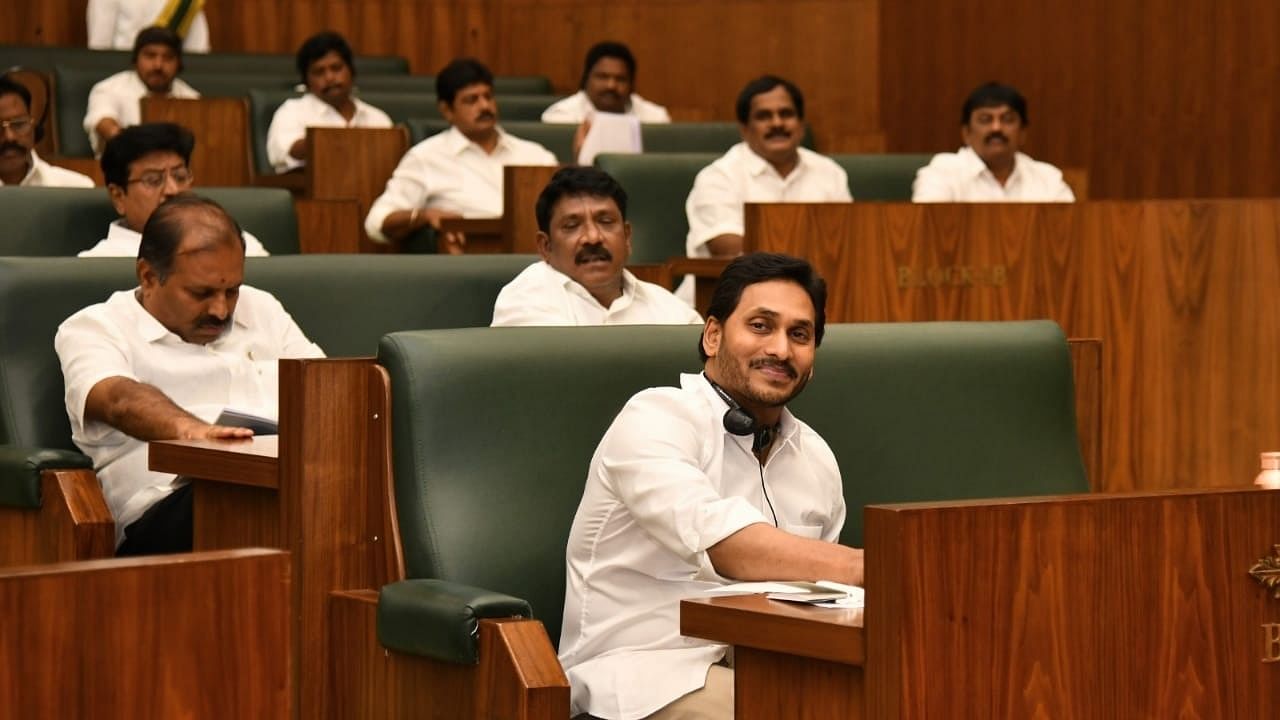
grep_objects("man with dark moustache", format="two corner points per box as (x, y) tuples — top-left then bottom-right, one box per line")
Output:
(912, 82), (1074, 202)
(559, 253), (863, 720)
(492, 166), (700, 326)
(84, 26), (200, 156)
(56, 195), (324, 555)
(0, 75), (94, 187)
(266, 31), (393, 173)
(541, 41), (672, 124)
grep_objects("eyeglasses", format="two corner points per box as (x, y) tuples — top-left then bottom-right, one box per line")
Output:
(0, 116), (33, 135)
(126, 167), (194, 190)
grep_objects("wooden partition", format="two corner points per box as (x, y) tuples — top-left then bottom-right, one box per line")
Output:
(142, 96), (254, 186)
(684, 487), (1280, 718)
(0, 548), (293, 717)
(0, 469), (113, 566)
(503, 164), (560, 253)
(744, 200), (1280, 494)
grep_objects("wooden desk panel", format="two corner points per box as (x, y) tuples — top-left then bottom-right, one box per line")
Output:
(150, 435), (278, 488)
(745, 200), (1280, 493)
(142, 97), (253, 186)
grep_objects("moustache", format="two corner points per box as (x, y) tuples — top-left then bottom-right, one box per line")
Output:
(765, 128), (790, 139)
(750, 358), (797, 379)
(196, 316), (230, 332)
(575, 245), (612, 264)
(984, 132), (1008, 144)
(0, 141), (24, 155)
(476, 111), (496, 122)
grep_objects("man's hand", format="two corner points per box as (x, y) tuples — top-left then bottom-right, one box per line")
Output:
(175, 417), (255, 441)
(572, 117), (594, 163)
(95, 118), (123, 145)
(420, 207), (466, 254)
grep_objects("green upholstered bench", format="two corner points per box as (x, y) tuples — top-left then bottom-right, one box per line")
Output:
(371, 320), (1087, 670)
(593, 153), (719, 265)
(831, 153), (935, 201)
(0, 253), (535, 564)
(0, 186), (300, 256)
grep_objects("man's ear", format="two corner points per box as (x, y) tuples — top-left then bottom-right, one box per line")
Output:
(437, 99), (454, 123)
(136, 257), (158, 290)
(107, 184), (127, 217)
(535, 231), (552, 260)
(701, 317), (722, 358)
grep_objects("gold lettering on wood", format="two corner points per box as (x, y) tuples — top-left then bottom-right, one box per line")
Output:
(1264, 623), (1280, 663)
(896, 265), (1008, 289)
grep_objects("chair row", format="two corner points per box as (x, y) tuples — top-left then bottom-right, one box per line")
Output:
(0, 44), (410, 76)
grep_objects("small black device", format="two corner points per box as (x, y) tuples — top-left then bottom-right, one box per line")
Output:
(703, 373), (779, 453)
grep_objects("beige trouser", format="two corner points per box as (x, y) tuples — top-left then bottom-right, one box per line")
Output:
(575, 664), (734, 720)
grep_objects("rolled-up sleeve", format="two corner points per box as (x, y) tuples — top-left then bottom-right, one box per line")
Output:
(364, 152), (428, 243)
(55, 309), (137, 444)
(684, 163), (744, 256)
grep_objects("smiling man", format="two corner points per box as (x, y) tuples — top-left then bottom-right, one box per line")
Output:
(364, 57), (557, 253)
(83, 26), (200, 156)
(559, 253), (863, 720)
(266, 31), (393, 173)
(56, 195), (324, 555)
(912, 82), (1074, 202)
(491, 167), (699, 326)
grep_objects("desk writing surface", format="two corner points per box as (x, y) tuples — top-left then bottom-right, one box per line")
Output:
(148, 435), (279, 489)
(681, 593), (865, 665)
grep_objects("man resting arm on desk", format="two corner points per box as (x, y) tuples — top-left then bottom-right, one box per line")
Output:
(559, 253), (863, 720)
(55, 195), (324, 557)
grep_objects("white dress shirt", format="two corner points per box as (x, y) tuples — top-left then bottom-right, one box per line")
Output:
(559, 373), (846, 720)
(86, 0), (210, 52)
(79, 219), (270, 258)
(540, 90), (672, 124)
(491, 261), (702, 327)
(55, 286), (324, 545)
(1, 150), (95, 188)
(912, 146), (1075, 202)
(364, 125), (557, 243)
(84, 70), (201, 156)
(265, 93), (394, 173)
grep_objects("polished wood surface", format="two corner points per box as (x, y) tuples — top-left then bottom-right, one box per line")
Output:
(1069, 339), (1103, 491)
(328, 589), (570, 720)
(142, 96), (253, 186)
(295, 197), (364, 253)
(150, 435), (279, 488)
(440, 216), (506, 254)
(503, 165), (560, 254)
(864, 488), (1280, 718)
(305, 126), (408, 252)
(0, 548), (293, 718)
(0, 468), (113, 566)
(744, 200), (1280, 493)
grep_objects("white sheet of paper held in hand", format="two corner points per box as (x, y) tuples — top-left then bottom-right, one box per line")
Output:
(577, 112), (642, 165)
(705, 579), (866, 608)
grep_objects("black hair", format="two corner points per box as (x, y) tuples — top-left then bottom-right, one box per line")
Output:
(699, 253), (827, 361)
(534, 166), (628, 233)
(578, 41), (637, 89)
(100, 122), (195, 189)
(131, 26), (184, 68)
(961, 82), (1028, 125)
(435, 58), (494, 105)
(735, 75), (804, 125)
(139, 194), (244, 281)
(295, 31), (355, 86)
(0, 75), (32, 110)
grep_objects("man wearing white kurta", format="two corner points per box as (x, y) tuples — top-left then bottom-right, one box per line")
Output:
(87, 0), (211, 53)
(0, 76), (94, 188)
(560, 253), (864, 720)
(912, 82), (1074, 203)
(540, 41), (671, 124)
(83, 27), (200, 156)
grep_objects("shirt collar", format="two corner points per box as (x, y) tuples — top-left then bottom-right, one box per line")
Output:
(680, 372), (801, 448)
(957, 145), (1026, 184)
(443, 125), (509, 156)
(120, 285), (253, 345)
(545, 261), (636, 311)
(741, 143), (805, 181)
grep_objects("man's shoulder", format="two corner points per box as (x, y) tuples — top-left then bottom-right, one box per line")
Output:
(57, 289), (135, 338)
(1016, 152), (1066, 179)
(37, 160), (95, 188)
(500, 131), (557, 161)
(629, 276), (701, 323)
(798, 147), (847, 175)
(93, 70), (135, 91)
(540, 92), (588, 123)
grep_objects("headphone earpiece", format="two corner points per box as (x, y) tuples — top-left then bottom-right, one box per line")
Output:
(704, 374), (779, 452)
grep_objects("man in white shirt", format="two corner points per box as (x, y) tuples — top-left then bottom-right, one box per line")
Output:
(541, 41), (672, 124)
(56, 195), (324, 555)
(81, 122), (269, 257)
(87, 0), (210, 53)
(912, 82), (1075, 202)
(560, 252), (864, 720)
(83, 27), (201, 156)
(682, 76), (851, 303)
(492, 167), (701, 327)
(0, 75), (94, 188)
(365, 57), (557, 253)
(266, 31), (393, 173)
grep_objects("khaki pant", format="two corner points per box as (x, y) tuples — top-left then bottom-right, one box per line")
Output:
(575, 664), (734, 720)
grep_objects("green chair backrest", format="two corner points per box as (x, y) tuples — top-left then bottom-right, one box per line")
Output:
(53, 65), (113, 158)
(0, 254), (534, 450)
(377, 320), (1085, 646)
(358, 74), (553, 95)
(639, 123), (815, 154)
(831, 153), (935, 201)
(1, 46), (407, 75)
(0, 187), (300, 256)
(593, 152), (718, 264)
(404, 118), (575, 163)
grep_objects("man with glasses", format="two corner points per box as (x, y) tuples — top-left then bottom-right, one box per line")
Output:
(0, 75), (94, 188)
(80, 122), (269, 257)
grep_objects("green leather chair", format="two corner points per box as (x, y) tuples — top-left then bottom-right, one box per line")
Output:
(593, 153), (718, 264)
(404, 118), (575, 163)
(0, 187), (300, 256)
(373, 320), (1086, 664)
(831, 153), (935, 201)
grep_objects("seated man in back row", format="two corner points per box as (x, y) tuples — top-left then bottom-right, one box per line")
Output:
(81, 122), (270, 257)
(364, 57), (557, 253)
(56, 195), (325, 555)
(559, 252), (864, 719)
(912, 82), (1074, 202)
(0, 75), (94, 188)
(266, 30), (393, 174)
(541, 41), (672, 124)
(492, 166), (701, 326)
(84, 27), (200, 156)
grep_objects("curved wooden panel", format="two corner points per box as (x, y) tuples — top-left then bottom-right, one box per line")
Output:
(0, 468), (113, 567)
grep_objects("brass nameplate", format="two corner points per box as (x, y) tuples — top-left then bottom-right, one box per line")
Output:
(1250, 545), (1280, 599)
(897, 265), (1007, 289)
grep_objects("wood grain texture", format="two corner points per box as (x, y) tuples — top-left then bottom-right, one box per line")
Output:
(682, 594), (865, 665)
(305, 126), (408, 252)
(735, 646), (864, 720)
(1068, 339), (1103, 492)
(504, 165), (560, 254)
(744, 200), (1280, 494)
(0, 548), (292, 718)
(295, 197), (364, 253)
(142, 96), (253, 186)
(864, 488), (1280, 719)
(150, 435), (279, 488)
(0, 468), (113, 566)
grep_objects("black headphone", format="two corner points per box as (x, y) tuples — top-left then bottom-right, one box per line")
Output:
(703, 374), (780, 453)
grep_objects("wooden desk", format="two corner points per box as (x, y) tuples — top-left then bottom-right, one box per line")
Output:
(682, 594), (864, 719)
